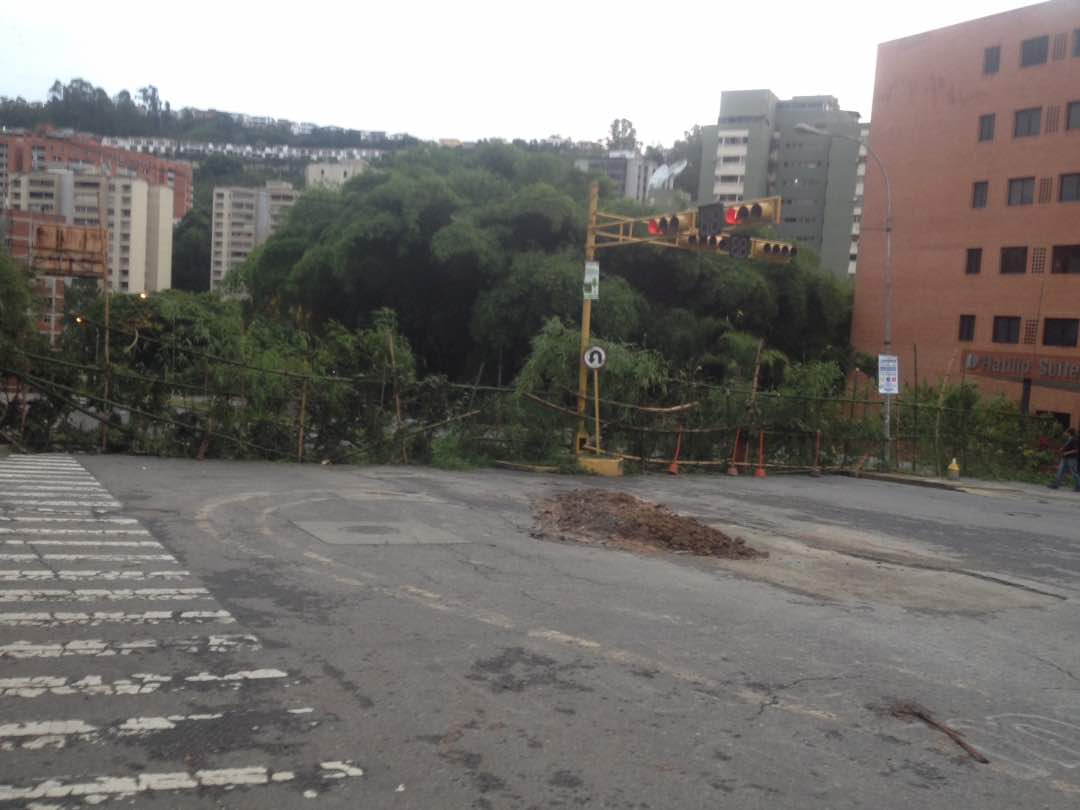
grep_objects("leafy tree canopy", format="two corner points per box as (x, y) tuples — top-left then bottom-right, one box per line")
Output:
(232, 144), (851, 385)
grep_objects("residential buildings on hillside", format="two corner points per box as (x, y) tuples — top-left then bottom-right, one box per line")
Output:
(100, 135), (384, 164)
(210, 181), (299, 290)
(0, 131), (193, 221)
(305, 159), (368, 188)
(853, 0), (1080, 426)
(696, 91), (864, 279)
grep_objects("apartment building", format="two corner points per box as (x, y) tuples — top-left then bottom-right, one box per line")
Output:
(4, 166), (173, 294)
(210, 181), (299, 289)
(0, 130), (193, 220)
(305, 159), (368, 188)
(696, 91), (863, 278)
(853, 0), (1080, 425)
(573, 153), (657, 202)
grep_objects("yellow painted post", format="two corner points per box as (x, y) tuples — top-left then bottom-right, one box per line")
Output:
(576, 181), (599, 453)
(593, 367), (601, 455)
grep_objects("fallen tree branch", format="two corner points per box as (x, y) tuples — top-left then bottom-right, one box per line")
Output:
(891, 702), (989, 764)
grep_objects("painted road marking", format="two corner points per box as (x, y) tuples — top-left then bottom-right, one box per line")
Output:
(0, 570), (191, 582)
(0, 711), (227, 748)
(3, 540), (161, 547)
(0, 761), (362, 801)
(2, 508), (99, 515)
(0, 668), (288, 698)
(0, 634), (260, 659)
(3, 540), (160, 548)
(0, 528), (151, 535)
(0, 588), (211, 603)
(0, 610), (234, 627)
(0, 553), (177, 563)
(0, 516), (138, 524)
(40, 554), (177, 562)
(1, 499), (122, 508)
(0, 481), (108, 487)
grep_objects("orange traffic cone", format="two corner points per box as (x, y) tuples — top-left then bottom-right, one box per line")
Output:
(753, 430), (767, 478)
(668, 428), (683, 475)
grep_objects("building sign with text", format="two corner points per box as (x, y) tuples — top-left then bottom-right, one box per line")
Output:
(963, 350), (1080, 384)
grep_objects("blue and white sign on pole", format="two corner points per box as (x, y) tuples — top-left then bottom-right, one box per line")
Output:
(878, 354), (899, 395)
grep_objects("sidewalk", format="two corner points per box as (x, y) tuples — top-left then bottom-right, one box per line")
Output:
(836, 468), (1080, 502)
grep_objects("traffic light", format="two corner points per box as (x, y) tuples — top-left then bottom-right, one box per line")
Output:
(646, 213), (691, 236)
(750, 238), (798, 263)
(687, 232), (751, 258)
(724, 196), (782, 227)
(697, 202), (726, 237)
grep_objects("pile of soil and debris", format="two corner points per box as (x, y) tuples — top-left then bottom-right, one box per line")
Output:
(534, 489), (765, 560)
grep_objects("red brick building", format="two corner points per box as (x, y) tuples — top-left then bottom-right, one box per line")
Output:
(0, 130), (193, 220)
(854, 1), (1080, 425)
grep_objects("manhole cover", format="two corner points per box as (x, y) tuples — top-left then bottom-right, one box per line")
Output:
(346, 525), (398, 535)
(292, 520), (466, 546)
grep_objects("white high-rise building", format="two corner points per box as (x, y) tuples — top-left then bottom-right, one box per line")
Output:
(4, 165), (173, 293)
(210, 181), (299, 289)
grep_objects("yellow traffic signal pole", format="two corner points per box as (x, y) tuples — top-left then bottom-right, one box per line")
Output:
(576, 181), (599, 452)
(573, 187), (791, 455)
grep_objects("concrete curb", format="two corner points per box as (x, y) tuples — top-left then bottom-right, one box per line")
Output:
(828, 469), (965, 492)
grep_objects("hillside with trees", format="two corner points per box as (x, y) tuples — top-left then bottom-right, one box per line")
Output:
(0, 79), (414, 149)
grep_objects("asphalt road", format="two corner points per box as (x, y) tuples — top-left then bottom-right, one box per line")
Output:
(1, 454), (1078, 809)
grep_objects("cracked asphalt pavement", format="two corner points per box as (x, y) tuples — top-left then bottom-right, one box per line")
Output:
(3, 454), (1079, 808)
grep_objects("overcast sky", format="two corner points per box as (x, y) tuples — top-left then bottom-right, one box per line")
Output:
(0, 0), (1044, 147)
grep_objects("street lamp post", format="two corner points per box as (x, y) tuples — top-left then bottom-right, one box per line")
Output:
(795, 122), (894, 462)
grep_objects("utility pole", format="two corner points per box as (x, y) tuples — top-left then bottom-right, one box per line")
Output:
(576, 181), (598, 452)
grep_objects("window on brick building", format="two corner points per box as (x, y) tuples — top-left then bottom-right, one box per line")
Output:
(972, 180), (989, 208)
(978, 113), (996, 141)
(1020, 35), (1049, 66)
(993, 316), (1021, 343)
(965, 248), (983, 274)
(958, 315), (976, 342)
(1052, 245), (1080, 274)
(1007, 177), (1035, 205)
(984, 45), (1000, 73)
(1014, 107), (1042, 137)
(1061, 174), (1080, 202)
(1074, 29), (1080, 57)
(1068, 102), (1080, 130)
(1044, 319), (1079, 347)
(1001, 246), (1028, 274)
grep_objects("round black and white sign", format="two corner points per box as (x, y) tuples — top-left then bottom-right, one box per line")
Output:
(584, 346), (607, 370)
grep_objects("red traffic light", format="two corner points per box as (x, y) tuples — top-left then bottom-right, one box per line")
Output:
(647, 214), (680, 236)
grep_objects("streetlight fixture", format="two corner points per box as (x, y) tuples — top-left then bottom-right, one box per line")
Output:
(795, 122), (895, 461)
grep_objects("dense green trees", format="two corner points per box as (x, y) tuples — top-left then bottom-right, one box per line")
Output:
(233, 144), (851, 386)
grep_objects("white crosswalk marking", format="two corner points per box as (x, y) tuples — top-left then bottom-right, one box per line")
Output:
(0, 634), (261, 658)
(0, 570), (191, 582)
(0, 610), (234, 627)
(3, 539), (161, 546)
(3, 499), (122, 507)
(0, 588), (211, 603)
(0, 528), (152, 534)
(0, 516), (139, 524)
(0, 668), (288, 697)
(0, 454), (365, 802)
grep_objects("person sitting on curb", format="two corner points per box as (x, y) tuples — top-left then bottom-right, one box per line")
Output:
(1048, 427), (1080, 490)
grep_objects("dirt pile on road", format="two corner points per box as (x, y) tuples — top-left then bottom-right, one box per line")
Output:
(534, 489), (764, 559)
